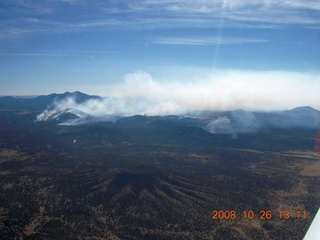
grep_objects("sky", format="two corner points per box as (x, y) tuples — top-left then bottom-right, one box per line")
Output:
(1, 0), (320, 111)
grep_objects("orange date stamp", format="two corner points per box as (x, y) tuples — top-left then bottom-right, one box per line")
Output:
(212, 210), (307, 220)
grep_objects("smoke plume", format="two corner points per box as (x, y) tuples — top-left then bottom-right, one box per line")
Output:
(36, 69), (320, 126)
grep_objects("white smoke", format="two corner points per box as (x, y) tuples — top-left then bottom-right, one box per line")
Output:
(101, 70), (320, 111)
(36, 69), (320, 124)
(207, 116), (231, 133)
(35, 94), (187, 123)
(36, 97), (76, 121)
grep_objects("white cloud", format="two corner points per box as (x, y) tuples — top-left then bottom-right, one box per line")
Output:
(138, 0), (320, 12)
(2, 0), (320, 40)
(151, 36), (268, 45)
(0, 50), (118, 57)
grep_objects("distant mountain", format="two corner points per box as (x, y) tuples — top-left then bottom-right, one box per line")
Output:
(0, 96), (24, 109)
(1, 92), (319, 132)
(254, 106), (320, 129)
(0, 91), (102, 111)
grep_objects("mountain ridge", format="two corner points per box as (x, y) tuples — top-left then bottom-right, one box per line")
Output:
(0, 91), (319, 133)
(0, 91), (319, 111)
(0, 91), (102, 111)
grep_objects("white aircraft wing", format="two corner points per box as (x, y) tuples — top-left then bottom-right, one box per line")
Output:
(304, 208), (320, 240)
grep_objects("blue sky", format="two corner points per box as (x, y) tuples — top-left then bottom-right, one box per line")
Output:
(1, 0), (320, 110)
